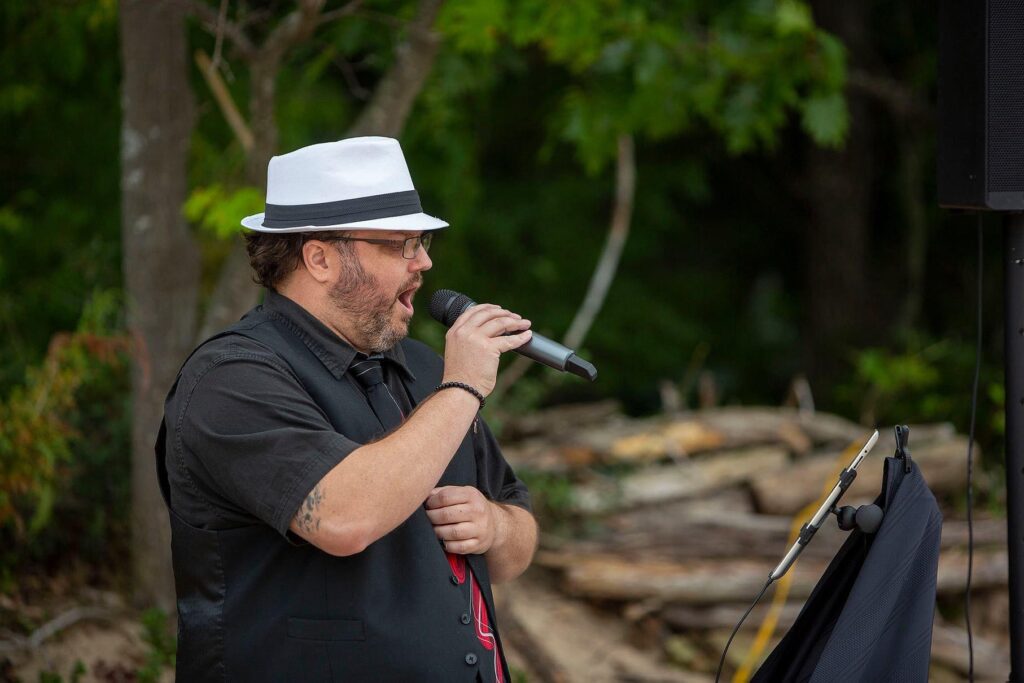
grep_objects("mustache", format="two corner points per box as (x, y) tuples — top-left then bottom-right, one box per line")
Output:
(397, 275), (423, 296)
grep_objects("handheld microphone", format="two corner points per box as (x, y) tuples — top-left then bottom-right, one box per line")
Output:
(428, 289), (597, 381)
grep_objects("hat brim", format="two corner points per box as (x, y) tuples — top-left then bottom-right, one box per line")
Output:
(240, 212), (449, 233)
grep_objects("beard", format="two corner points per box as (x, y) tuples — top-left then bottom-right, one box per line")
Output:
(327, 247), (420, 353)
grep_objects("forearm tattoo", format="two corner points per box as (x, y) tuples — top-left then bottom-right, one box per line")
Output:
(295, 484), (325, 534)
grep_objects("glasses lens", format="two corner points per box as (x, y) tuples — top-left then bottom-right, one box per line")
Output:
(404, 233), (432, 258)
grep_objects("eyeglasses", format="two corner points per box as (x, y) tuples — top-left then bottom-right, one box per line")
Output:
(330, 233), (433, 259)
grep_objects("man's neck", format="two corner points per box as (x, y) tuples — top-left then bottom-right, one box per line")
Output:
(273, 286), (367, 354)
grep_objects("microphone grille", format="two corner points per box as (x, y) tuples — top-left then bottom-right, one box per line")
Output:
(429, 289), (476, 327)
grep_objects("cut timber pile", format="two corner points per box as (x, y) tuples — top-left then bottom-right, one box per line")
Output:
(499, 404), (1010, 682)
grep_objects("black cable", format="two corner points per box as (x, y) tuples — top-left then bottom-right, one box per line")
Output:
(965, 213), (983, 681)
(715, 578), (773, 683)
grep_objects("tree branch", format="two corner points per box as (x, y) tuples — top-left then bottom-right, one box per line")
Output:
(346, 0), (445, 137)
(262, 0), (327, 61)
(179, 0), (256, 59)
(0, 607), (118, 657)
(563, 134), (636, 350)
(492, 135), (637, 403)
(209, 0), (230, 70)
(847, 69), (931, 122)
(319, 0), (365, 26)
(195, 49), (254, 151)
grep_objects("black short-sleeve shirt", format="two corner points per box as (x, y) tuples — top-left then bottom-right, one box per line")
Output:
(163, 290), (531, 538)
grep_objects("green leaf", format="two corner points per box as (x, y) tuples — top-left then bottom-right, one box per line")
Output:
(184, 185), (263, 240)
(438, 0), (507, 54)
(801, 91), (848, 147)
(775, 0), (813, 36)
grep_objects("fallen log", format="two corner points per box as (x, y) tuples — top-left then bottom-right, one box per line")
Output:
(495, 573), (705, 683)
(569, 407), (866, 466)
(537, 547), (1007, 604)
(750, 437), (975, 515)
(660, 602), (803, 632)
(695, 407), (864, 447)
(572, 447), (789, 513)
(500, 400), (623, 440)
(931, 617), (1010, 680)
(564, 511), (847, 561)
(550, 512), (1006, 563)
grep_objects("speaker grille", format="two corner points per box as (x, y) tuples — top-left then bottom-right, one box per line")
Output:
(987, 0), (1024, 193)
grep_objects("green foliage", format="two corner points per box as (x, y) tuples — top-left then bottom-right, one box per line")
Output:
(0, 0), (121, 394)
(836, 335), (1004, 468)
(0, 290), (130, 571)
(137, 608), (177, 683)
(800, 90), (848, 147)
(515, 468), (576, 531)
(37, 661), (86, 683)
(440, 0), (848, 172)
(184, 184), (264, 239)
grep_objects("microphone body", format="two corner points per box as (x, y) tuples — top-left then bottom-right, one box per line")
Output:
(429, 289), (597, 381)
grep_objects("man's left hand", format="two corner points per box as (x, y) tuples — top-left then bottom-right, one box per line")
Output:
(425, 486), (505, 555)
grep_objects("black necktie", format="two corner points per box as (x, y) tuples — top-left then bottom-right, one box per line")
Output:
(350, 354), (405, 430)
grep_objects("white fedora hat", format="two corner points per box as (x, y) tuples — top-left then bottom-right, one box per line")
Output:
(241, 136), (448, 233)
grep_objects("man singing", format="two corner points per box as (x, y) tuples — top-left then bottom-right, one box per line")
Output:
(156, 136), (538, 681)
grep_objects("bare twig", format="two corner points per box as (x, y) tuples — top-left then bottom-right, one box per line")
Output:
(0, 606), (118, 657)
(563, 134), (636, 350)
(319, 0), (365, 26)
(209, 0), (230, 71)
(678, 341), (711, 409)
(492, 134), (636, 402)
(350, 8), (406, 28)
(179, 0), (256, 58)
(195, 49), (254, 151)
(262, 0), (328, 61)
(847, 69), (931, 122)
(331, 51), (371, 100)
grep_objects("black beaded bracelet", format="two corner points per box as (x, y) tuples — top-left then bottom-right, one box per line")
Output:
(434, 381), (486, 409)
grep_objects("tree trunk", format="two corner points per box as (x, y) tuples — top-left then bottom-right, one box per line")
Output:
(802, 1), (875, 395)
(119, 0), (200, 610)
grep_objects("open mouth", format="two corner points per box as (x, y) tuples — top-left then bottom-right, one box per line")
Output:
(397, 286), (417, 314)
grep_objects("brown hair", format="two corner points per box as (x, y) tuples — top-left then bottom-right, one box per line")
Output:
(244, 230), (352, 290)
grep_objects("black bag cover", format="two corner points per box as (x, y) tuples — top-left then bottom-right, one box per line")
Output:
(751, 456), (942, 683)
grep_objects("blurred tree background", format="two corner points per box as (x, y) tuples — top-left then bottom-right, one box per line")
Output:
(0, 0), (1003, 632)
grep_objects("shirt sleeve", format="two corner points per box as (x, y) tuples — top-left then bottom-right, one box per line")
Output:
(472, 417), (532, 513)
(176, 353), (360, 538)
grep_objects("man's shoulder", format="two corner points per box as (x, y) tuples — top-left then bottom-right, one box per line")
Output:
(174, 325), (294, 400)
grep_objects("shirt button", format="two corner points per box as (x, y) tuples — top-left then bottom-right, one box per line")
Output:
(450, 575), (460, 585)
(460, 613), (471, 625)
(465, 653), (478, 666)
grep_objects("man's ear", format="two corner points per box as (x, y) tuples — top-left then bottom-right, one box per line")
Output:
(301, 239), (335, 284)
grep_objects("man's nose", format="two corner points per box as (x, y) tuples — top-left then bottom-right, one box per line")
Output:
(411, 243), (432, 271)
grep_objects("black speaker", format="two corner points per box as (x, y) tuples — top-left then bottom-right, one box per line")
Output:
(938, 0), (1024, 211)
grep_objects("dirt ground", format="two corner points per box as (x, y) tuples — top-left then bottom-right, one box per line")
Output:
(2, 571), (703, 683)
(0, 568), (1009, 682)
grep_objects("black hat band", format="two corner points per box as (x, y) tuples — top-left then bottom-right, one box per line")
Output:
(262, 190), (422, 229)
